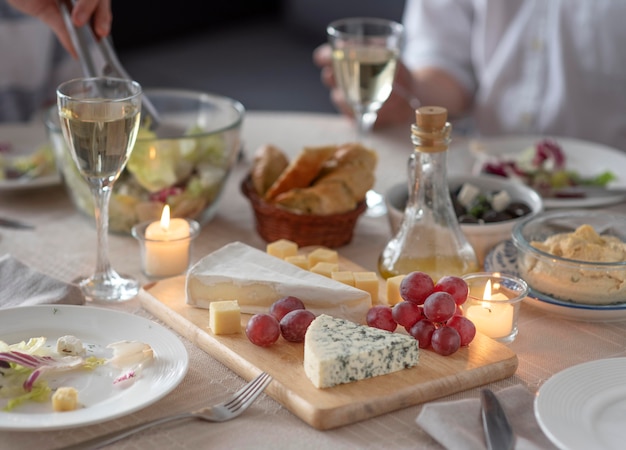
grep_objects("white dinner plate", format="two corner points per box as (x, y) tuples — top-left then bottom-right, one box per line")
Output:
(484, 240), (626, 322)
(535, 357), (626, 450)
(0, 305), (188, 431)
(470, 135), (626, 208)
(0, 122), (61, 191)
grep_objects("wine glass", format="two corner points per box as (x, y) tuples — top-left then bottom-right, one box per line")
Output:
(57, 77), (142, 302)
(327, 17), (404, 139)
(327, 17), (404, 216)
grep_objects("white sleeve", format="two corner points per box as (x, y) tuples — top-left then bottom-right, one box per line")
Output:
(402, 0), (477, 93)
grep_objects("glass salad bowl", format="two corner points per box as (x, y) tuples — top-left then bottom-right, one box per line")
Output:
(45, 88), (245, 233)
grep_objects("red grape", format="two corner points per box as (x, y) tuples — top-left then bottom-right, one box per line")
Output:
(399, 272), (435, 305)
(434, 276), (469, 305)
(392, 301), (423, 329)
(366, 305), (397, 332)
(447, 315), (476, 346)
(409, 319), (436, 348)
(431, 326), (461, 356)
(423, 292), (456, 323)
(280, 309), (316, 343)
(245, 314), (280, 347)
(269, 296), (305, 321)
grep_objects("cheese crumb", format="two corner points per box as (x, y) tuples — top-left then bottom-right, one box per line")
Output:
(307, 248), (338, 267)
(266, 239), (298, 259)
(52, 387), (79, 412)
(310, 262), (339, 278)
(386, 275), (406, 306)
(331, 271), (355, 286)
(354, 272), (379, 303)
(284, 254), (309, 270)
(56, 335), (84, 356)
(209, 300), (242, 335)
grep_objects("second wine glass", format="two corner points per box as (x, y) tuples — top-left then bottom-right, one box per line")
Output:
(57, 77), (142, 302)
(327, 17), (405, 139)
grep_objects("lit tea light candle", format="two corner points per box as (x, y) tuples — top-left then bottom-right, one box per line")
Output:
(141, 205), (193, 278)
(465, 279), (514, 340)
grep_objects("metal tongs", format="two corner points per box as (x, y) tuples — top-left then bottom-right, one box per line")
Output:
(57, 0), (160, 128)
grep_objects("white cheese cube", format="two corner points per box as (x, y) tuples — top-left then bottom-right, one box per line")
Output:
(456, 183), (480, 208)
(56, 335), (84, 356)
(491, 190), (511, 212)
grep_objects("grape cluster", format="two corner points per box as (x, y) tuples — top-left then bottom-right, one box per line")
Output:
(246, 296), (316, 347)
(366, 272), (476, 356)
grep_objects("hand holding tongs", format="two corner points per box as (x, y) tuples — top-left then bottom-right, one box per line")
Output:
(57, 0), (160, 128)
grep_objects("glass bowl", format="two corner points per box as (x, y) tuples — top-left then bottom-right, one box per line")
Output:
(512, 210), (626, 305)
(44, 88), (244, 233)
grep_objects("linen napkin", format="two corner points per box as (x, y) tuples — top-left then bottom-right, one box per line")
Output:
(0, 254), (85, 307)
(416, 384), (557, 450)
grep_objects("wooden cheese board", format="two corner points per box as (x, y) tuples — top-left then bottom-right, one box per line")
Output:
(139, 253), (518, 430)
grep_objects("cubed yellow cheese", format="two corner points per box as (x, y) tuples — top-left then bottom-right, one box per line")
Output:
(307, 247), (338, 267)
(354, 272), (379, 303)
(310, 262), (339, 278)
(386, 275), (406, 306)
(209, 300), (242, 335)
(284, 254), (309, 270)
(266, 239), (298, 259)
(52, 387), (79, 412)
(331, 271), (355, 286)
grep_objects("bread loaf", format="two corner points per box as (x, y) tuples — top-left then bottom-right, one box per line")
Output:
(264, 145), (337, 200)
(249, 142), (377, 215)
(251, 144), (289, 195)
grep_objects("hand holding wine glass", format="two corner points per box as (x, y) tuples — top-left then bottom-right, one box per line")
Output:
(57, 77), (142, 302)
(327, 17), (405, 139)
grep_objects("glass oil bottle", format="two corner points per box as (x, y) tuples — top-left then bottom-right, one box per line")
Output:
(378, 106), (478, 281)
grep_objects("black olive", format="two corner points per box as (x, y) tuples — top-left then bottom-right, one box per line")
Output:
(458, 214), (480, 224)
(482, 210), (514, 223)
(506, 202), (532, 218)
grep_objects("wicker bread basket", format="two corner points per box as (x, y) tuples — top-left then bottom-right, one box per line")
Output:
(241, 176), (366, 248)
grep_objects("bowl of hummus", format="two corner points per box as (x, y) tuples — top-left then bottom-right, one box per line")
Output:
(512, 210), (626, 305)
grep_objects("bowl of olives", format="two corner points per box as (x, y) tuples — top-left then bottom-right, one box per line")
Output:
(385, 174), (543, 266)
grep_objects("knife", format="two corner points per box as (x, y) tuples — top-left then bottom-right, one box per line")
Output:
(0, 217), (34, 230)
(481, 388), (515, 450)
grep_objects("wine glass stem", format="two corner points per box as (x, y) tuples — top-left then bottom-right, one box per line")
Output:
(91, 184), (114, 281)
(355, 110), (377, 142)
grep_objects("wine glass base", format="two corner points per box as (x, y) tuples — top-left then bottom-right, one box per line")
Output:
(73, 272), (140, 302)
(364, 189), (388, 218)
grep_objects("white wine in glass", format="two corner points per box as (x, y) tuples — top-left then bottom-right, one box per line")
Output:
(328, 17), (404, 138)
(57, 77), (142, 302)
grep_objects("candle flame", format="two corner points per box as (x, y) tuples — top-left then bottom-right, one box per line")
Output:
(482, 279), (492, 308)
(160, 205), (171, 231)
(149, 146), (157, 160)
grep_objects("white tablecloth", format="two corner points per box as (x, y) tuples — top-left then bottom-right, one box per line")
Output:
(1, 111), (626, 450)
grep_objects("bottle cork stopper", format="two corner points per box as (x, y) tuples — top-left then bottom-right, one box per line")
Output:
(415, 106), (448, 131)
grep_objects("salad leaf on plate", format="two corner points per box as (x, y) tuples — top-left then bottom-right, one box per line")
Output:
(481, 139), (616, 197)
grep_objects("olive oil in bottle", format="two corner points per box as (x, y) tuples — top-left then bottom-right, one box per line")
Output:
(378, 106), (478, 281)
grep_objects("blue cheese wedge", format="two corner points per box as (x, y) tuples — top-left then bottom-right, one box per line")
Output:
(186, 242), (372, 323)
(303, 314), (419, 388)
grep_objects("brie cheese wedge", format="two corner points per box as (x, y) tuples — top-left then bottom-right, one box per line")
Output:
(186, 242), (372, 323)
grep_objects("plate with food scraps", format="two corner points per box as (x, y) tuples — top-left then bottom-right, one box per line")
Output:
(0, 305), (188, 431)
(484, 240), (626, 322)
(535, 357), (626, 450)
(470, 135), (626, 208)
(0, 122), (61, 191)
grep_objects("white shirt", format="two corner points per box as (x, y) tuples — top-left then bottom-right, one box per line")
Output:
(402, 0), (626, 151)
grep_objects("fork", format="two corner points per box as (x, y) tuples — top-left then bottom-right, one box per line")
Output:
(58, 372), (272, 450)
